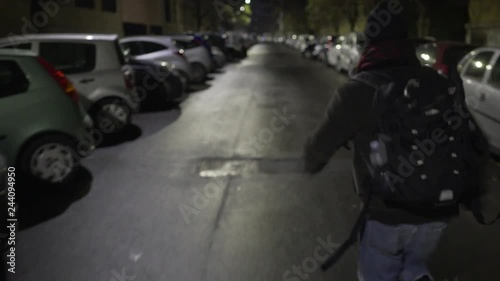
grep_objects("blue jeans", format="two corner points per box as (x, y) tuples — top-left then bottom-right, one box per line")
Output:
(358, 220), (447, 281)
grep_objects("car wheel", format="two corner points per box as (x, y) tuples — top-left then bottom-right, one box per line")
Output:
(19, 134), (79, 184)
(191, 63), (207, 84)
(91, 98), (131, 134)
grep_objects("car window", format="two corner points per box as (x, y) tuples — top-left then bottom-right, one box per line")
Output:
(488, 56), (500, 89)
(0, 60), (30, 96)
(141, 41), (167, 54)
(121, 41), (142, 56)
(416, 44), (437, 66)
(173, 40), (199, 50)
(443, 46), (476, 70)
(1, 43), (32, 50)
(39, 42), (96, 74)
(458, 51), (475, 73)
(463, 51), (494, 80)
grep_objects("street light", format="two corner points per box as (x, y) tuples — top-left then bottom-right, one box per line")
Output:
(245, 0), (251, 4)
(240, 6), (245, 11)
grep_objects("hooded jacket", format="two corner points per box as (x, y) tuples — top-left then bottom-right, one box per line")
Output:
(303, 0), (462, 224)
(303, 39), (462, 224)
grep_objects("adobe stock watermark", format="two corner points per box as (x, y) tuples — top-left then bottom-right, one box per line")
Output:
(282, 235), (340, 281)
(242, 105), (297, 157)
(178, 177), (229, 224)
(386, 101), (482, 185)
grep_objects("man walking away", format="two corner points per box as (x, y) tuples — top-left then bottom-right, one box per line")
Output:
(303, 1), (489, 281)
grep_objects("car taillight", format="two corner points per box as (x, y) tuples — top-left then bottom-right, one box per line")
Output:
(37, 57), (79, 102)
(123, 71), (134, 91)
(176, 49), (186, 59)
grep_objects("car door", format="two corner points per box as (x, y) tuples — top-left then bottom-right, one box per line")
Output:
(460, 50), (495, 112)
(477, 51), (500, 152)
(38, 41), (98, 98)
(0, 59), (32, 161)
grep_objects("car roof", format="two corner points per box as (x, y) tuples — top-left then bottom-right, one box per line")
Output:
(0, 49), (37, 57)
(120, 36), (174, 44)
(0, 33), (119, 44)
(165, 35), (195, 41)
(470, 46), (500, 52)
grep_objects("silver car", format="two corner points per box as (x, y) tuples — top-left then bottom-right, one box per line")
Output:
(0, 49), (93, 183)
(120, 36), (195, 83)
(0, 34), (139, 133)
(459, 47), (500, 155)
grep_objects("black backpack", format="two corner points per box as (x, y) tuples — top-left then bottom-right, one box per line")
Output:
(352, 66), (488, 209)
(321, 66), (493, 273)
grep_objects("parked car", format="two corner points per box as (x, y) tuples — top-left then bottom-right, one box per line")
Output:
(120, 36), (211, 84)
(458, 47), (500, 155)
(295, 34), (312, 51)
(127, 57), (186, 107)
(410, 37), (436, 48)
(211, 46), (226, 69)
(199, 33), (227, 67)
(314, 35), (337, 64)
(328, 32), (366, 75)
(301, 35), (318, 59)
(178, 34), (215, 74)
(0, 49), (94, 183)
(416, 41), (477, 76)
(223, 32), (248, 61)
(0, 34), (138, 133)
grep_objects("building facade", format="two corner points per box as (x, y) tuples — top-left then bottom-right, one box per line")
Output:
(467, 0), (500, 46)
(0, 0), (200, 38)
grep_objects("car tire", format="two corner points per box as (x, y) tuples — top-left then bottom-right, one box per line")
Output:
(18, 134), (79, 185)
(191, 63), (207, 84)
(91, 98), (131, 134)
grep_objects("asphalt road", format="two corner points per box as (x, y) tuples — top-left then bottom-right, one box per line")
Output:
(9, 43), (500, 281)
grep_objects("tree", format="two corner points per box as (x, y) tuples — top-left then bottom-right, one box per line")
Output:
(307, 0), (341, 34)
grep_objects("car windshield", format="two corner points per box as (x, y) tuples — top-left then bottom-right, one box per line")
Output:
(443, 45), (477, 68)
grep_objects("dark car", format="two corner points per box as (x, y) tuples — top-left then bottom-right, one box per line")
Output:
(127, 58), (186, 108)
(416, 41), (477, 76)
(410, 37), (436, 48)
(301, 36), (318, 59)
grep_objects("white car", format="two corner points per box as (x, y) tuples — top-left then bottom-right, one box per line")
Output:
(328, 33), (366, 76)
(120, 35), (211, 84)
(459, 47), (500, 155)
(0, 34), (138, 133)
